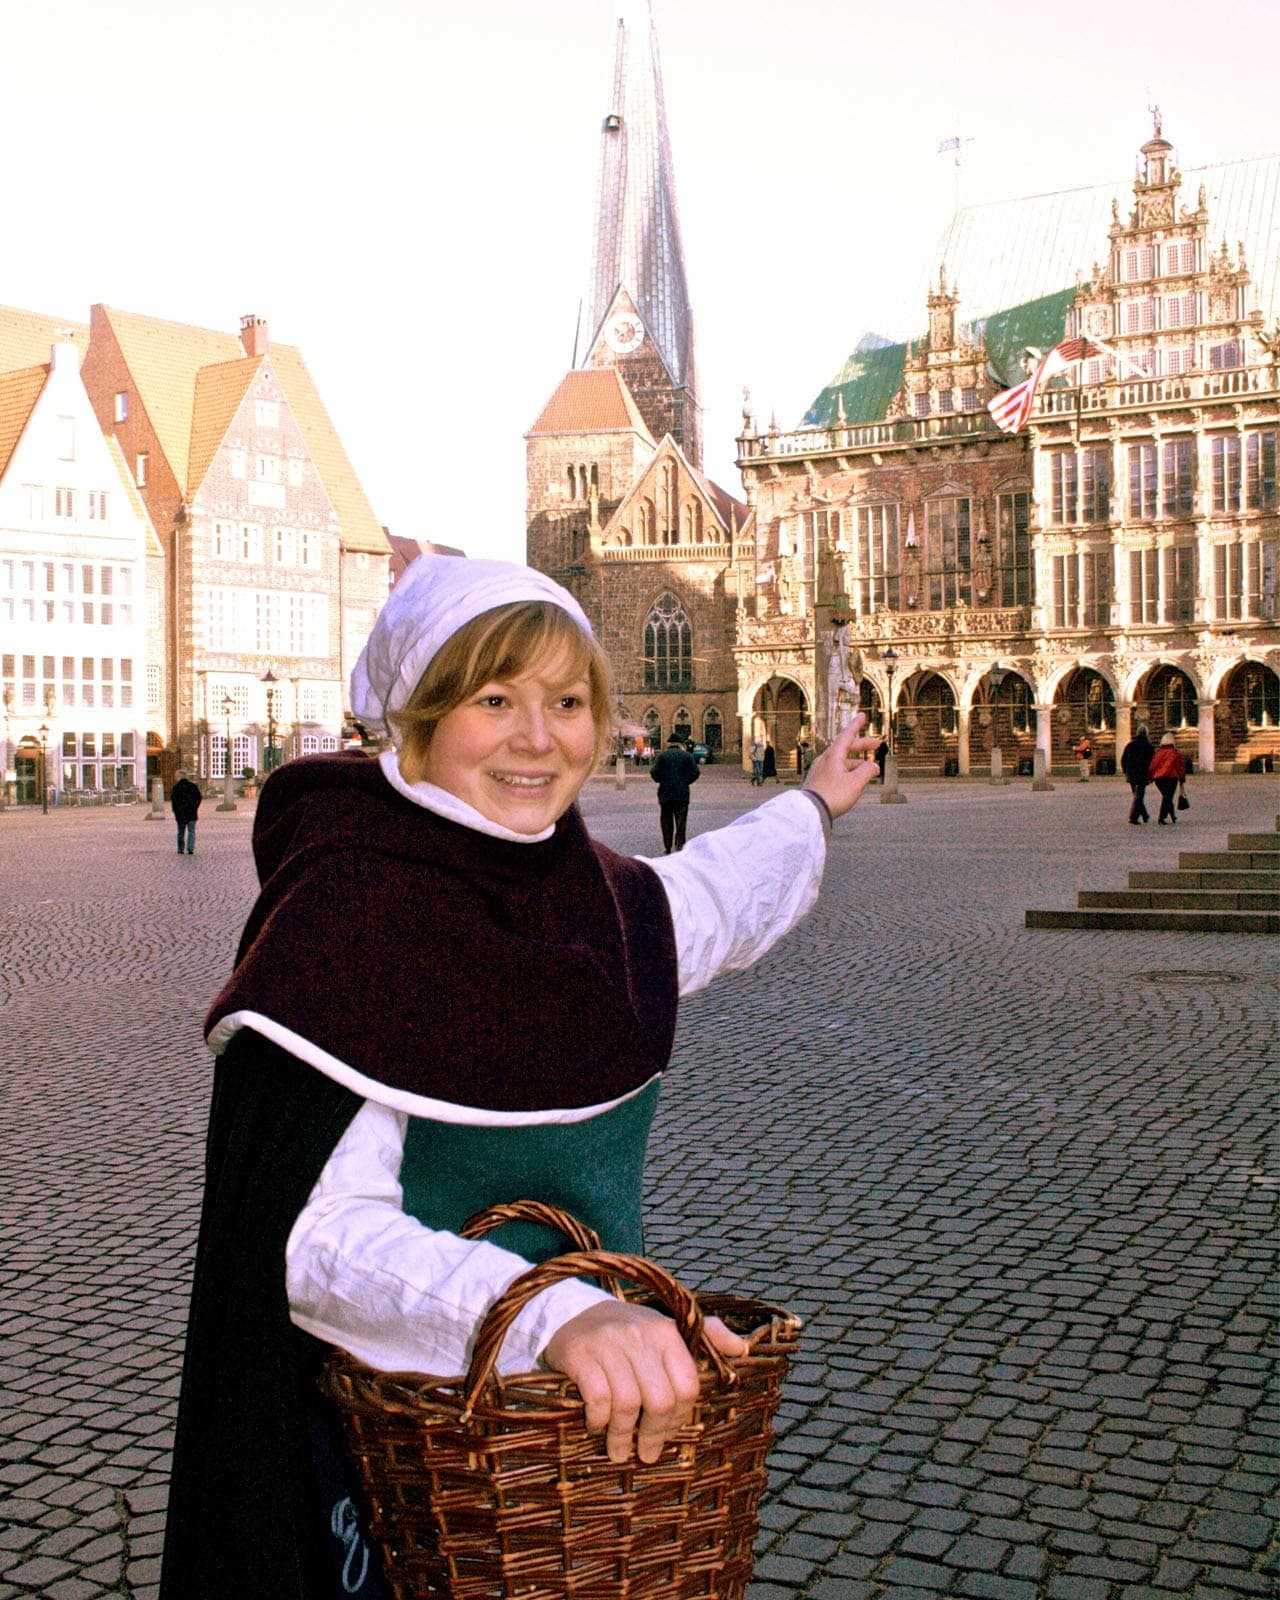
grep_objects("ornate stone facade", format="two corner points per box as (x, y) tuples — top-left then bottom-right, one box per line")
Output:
(736, 120), (1279, 776)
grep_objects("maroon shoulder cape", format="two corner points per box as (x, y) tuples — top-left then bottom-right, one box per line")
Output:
(205, 753), (679, 1111)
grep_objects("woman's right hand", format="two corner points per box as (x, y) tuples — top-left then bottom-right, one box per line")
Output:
(542, 1300), (746, 1464)
(803, 713), (882, 820)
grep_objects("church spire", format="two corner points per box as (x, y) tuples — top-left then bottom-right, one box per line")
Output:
(582, 0), (701, 466)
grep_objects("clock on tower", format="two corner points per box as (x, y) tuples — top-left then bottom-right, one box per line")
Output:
(604, 312), (644, 354)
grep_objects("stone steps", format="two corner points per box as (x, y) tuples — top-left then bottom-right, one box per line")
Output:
(1129, 869), (1277, 891)
(1026, 816), (1280, 933)
(1078, 888), (1279, 911)
(1027, 906), (1279, 933)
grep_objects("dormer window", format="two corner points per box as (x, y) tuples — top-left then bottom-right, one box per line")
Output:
(114, 391), (128, 423)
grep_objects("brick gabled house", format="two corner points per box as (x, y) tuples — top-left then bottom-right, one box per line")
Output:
(77, 306), (390, 779)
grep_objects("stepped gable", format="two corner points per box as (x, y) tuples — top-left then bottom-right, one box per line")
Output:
(808, 149), (1280, 427)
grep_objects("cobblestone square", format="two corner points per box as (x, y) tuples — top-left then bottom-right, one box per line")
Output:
(1, 771), (1276, 1599)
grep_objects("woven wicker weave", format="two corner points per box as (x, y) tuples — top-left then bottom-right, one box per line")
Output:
(319, 1202), (800, 1599)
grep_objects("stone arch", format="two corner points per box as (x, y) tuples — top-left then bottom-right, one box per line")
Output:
(896, 668), (959, 766)
(750, 674), (810, 770)
(1132, 662), (1199, 741)
(969, 663), (1036, 766)
(1053, 664), (1118, 764)
(1215, 659), (1280, 770)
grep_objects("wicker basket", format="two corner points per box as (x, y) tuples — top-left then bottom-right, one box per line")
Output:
(319, 1200), (801, 1599)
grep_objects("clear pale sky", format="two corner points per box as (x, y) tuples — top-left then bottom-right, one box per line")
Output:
(3, 0), (1275, 561)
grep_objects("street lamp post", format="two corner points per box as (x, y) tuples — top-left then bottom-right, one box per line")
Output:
(38, 722), (49, 814)
(883, 647), (898, 751)
(880, 647), (906, 804)
(989, 660), (1008, 785)
(261, 668), (278, 773)
(217, 694), (237, 812)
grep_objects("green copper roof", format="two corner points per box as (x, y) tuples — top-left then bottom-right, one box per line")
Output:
(803, 288), (1076, 428)
(803, 149), (1280, 429)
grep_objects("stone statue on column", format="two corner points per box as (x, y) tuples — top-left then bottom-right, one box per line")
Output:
(825, 619), (858, 741)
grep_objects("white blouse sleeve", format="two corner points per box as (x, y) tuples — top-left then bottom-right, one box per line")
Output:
(285, 1099), (613, 1377)
(288, 788), (828, 1370)
(645, 788), (828, 998)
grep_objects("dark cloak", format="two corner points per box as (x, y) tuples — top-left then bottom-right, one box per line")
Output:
(161, 754), (679, 1600)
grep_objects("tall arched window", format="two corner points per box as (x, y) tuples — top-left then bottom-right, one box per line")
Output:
(644, 594), (692, 690)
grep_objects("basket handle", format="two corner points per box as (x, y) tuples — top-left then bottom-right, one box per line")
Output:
(459, 1199), (627, 1300)
(462, 1250), (737, 1418)
(459, 1198), (604, 1253)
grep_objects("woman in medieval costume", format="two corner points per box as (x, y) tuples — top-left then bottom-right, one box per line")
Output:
(159, 555), (881, 1600)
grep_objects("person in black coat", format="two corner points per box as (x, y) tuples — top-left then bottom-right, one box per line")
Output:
(761, 743), (779, 782)
(649, 735), (701, 852)
(171, 771), (202, 854)
(1120, 725), (1154, 825)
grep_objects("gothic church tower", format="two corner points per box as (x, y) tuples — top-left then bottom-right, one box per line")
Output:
(580, 0), (702, 470)
(526, 2), (743, 766)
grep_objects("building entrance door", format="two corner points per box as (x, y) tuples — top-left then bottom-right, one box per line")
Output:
(15, 751), (38, 805)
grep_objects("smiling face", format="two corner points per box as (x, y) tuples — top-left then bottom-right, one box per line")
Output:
(416, 655), (598, 832)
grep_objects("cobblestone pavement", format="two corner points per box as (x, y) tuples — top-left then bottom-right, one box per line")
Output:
(1, 771), (1277, 1600)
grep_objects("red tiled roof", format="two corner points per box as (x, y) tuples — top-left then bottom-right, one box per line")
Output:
(0, 364), (48, 481)
(527, 369), (655, 439)
(0, 307), (88, 376)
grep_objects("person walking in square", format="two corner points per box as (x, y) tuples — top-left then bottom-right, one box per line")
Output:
(749, 736), (764, 785)
(1120, 724), (1154, 825)
(651, 733), (701, 852)
(762, 743), (779, 783)
(171, 771), (202, 854)
(1149, 732), (1187, 824)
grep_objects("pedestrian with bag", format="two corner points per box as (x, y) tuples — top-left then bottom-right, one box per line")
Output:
(1149, 732), (1187, 824)
(160, 554), (883, 1600)
(1120, 723), (1154, 825)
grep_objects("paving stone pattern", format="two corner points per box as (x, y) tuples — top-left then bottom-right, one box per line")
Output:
(1, 773), (1277, 1599)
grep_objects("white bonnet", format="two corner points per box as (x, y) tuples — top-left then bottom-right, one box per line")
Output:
(349, 555), (593, 734)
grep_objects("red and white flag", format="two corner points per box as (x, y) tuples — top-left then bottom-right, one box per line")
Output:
(987, 338), (1094, 434)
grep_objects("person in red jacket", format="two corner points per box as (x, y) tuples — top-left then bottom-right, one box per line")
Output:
(1148, 733), (1187, 824)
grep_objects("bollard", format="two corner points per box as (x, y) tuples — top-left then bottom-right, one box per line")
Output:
(614, 756), (625, 790)
(989, 747), (1008, 786)
(145, 777), (165, 820)
(880, 749), (907, 803)
(1031, 747), (1055, 792)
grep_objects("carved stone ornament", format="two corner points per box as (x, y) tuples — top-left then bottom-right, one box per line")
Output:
(738, 649), (810, 669)
(736, 615), (811, 648)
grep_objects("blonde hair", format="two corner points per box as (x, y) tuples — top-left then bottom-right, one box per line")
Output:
(391, 602), (614, 777)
